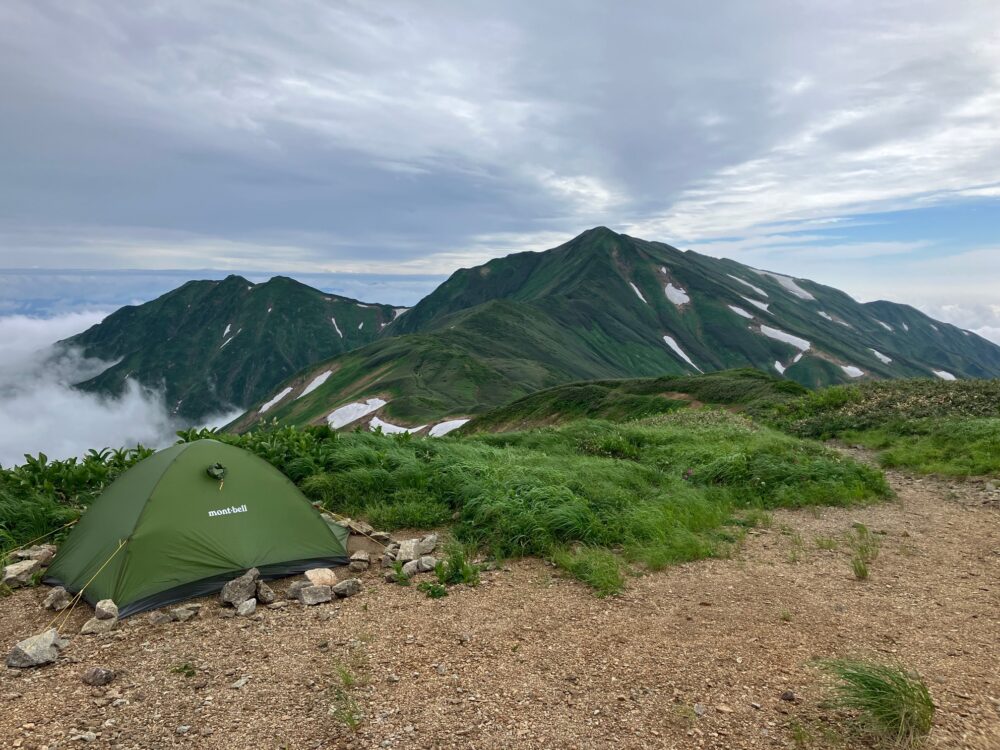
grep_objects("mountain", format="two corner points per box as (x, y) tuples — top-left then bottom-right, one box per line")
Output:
(232, 227), (1000, 433)
(61, 274), (402, 420)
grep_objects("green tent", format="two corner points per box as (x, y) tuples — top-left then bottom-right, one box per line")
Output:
(45, 439), (349, 617)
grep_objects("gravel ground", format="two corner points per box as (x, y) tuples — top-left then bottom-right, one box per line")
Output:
(1, 467), (998, 749)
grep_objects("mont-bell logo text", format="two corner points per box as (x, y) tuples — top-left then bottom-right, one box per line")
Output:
(207, 504), (248, 518)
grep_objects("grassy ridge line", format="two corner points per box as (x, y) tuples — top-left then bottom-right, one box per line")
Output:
(770, 378), (1000, 476)
(2, 411), (888, 595)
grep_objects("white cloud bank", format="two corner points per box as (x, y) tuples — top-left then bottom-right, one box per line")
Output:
(0, 312), (235, 467)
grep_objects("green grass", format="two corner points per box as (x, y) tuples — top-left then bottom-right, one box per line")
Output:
(819, 659), (934, 746)
(769, 379), (1000, 477)
(2, 408), (889, 596)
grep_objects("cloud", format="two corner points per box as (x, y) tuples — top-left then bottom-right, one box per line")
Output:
(0, 312), (236, 467)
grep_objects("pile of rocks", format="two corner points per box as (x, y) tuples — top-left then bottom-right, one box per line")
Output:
(217, 568), (275, 617)
(2, 544), (57, 589)
(285, 568), (363, 605)
(80, 599), (118, 635)
(382, 533), (439, 581)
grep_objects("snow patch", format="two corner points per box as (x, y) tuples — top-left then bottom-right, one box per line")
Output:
(358, 321), (364, 330)
(267, 307), (272, 314)
(370, 416), (427, 435)
(774, 361), (786, 375)
(219, 328), (241, 349)
(793, 352), (803, 363)
(429, 419), (470, 437)
(223, 323), (232, 338)
(930, 324), (939, 332)
(755, 270), (815, 300)
(759, 325), (811, 351)
(875, 320), (893, 332)
(902, 323), (909, 331)
(841, 365), (864, 378)
(392, 307), (410, 319)
(665, 283), (690, 306)
(356, 303), (373, 308)
(869, 348), (892, 364)
(740, 295), (770, 312)
(298, 370), (332, 399)
(660, 266), (667, 275)
(728, 305), (754, 319)
(260, 386), (293, 413)
(629, 282), (648, 304)
(327, 398), (388, 429)
(662, 334), (702, 372)
(818, 311), (833, 321)
(933, 369), (956, 381)
(330, 317), (343, 337)
(727, 274), (768, 297)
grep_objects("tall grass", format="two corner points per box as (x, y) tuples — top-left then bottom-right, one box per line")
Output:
(820, 659), (934, 745)
(2, 411), (889, 594)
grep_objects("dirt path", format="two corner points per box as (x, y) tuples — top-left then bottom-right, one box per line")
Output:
(2, 469), (998, 749)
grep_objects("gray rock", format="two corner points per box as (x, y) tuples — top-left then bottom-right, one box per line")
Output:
(384, 569), (399, 583)
(71, 730), (97, 742)
(371, 531), (393, 544)
(80, 616), (117, 635)
(694, 703), (707, 717)
(170, 608), (196, 622)
(416, 533), (439, 555)
(381, 553), (396, 568)
(82, 667), (115, 686)
(12, 544), (57, 565)
(217, 609), (235, 619)
(396, 539), (420, 563)
(402, 556), (437, 577)
(176, 725), (191, 735)
(219, 568), (259, 607)
(267, 601), (289, 610)
(255, 581), (276, 604)
(43, 586), (72, 611)
(94, 599), (118, 620)
(236, 599), (257, 617)
(147, 611), (173, 626)
(780, 690), (797, 702)
(6, 628), (68, 668)
(230, 676), (250, 689)
(349, 550), (370, 572)
(343, 518), (375, 536)
(332, 578), (362, 598)
(299, 584), (332, 606)
(286, 580), (310, 601)
(1, 559), (42, 588)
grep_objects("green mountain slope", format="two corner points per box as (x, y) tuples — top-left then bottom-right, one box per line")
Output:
(235, 227), (1000, 433)
(62, 274), (398, 420)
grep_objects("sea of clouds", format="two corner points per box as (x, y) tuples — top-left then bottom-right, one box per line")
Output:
(0, 312), (237, 467)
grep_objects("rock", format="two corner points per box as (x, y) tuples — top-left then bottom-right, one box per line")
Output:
(42, 586), (72, 611)
(371, 531), (393, 544)
(219, 568), (259, 607)
(177, 725), (191, 735)
(716, 704), (733, 714)
(343, 518), (375, 536)
(305, 568), (339, 587)
(693, 703), (707, 717)
(6, 628), (68, 668)
(299, 585), (332, 606)
(267, 601), (289, 610)
(218, 609), (235, 619)
(1, 559), (42, 588)
(780, 690), (797, 702)
(381, 553), (396, 568)
(80, 616), (117, 635)
(349, 551), (370, 572)
(170, 608), (196, 622)
(396, 539), (420, 563)
(416, 533), (439, 555)
(402, 555), (437, 577)
(286, 580), (310, 601)
(384, 569), (399, 583)
(229, 676), (250, 689)
(147, 611), (173, 626)
(94, 599), (118, 620)
(236, 599), (257, 617)
(82, 667), (115, 686)
(12, 544), (57, 565)
(255, 581), (276, 604)
(71, 730), (97, 742)
(332, 578), (362, 598)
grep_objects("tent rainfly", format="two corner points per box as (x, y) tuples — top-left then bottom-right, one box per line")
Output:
(45, 439), (348, 617)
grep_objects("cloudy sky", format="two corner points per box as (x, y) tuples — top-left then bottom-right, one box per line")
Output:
(1, 1), (999, 338)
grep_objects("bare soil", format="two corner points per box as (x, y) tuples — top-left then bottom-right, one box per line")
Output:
(2, 466), (998, 749)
